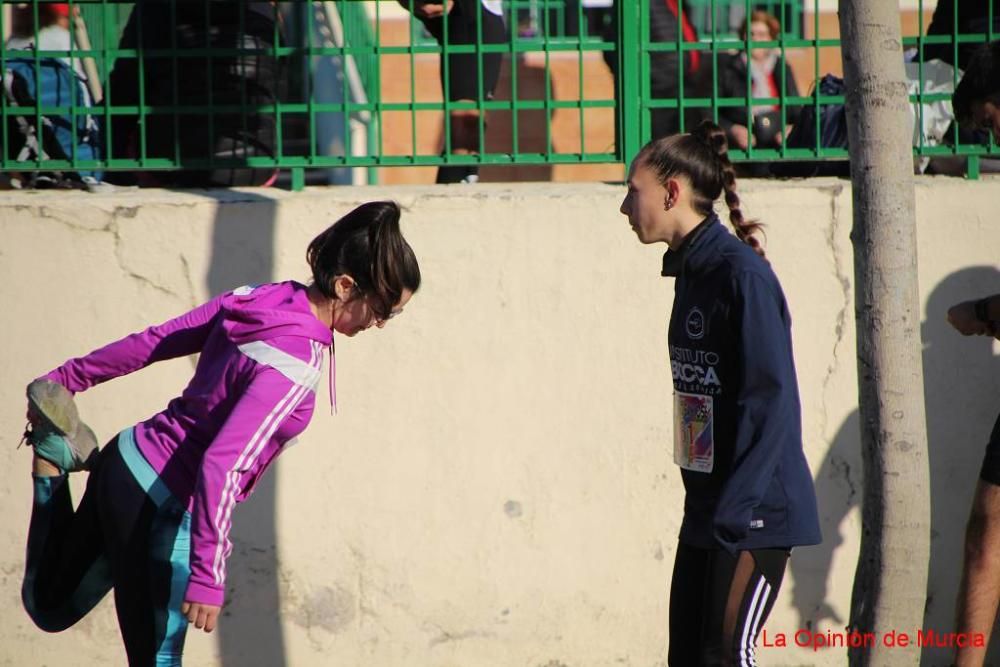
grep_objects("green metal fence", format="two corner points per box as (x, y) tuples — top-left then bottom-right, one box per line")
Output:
(641, 0), (999, 175)
(0, 0), (997, 188)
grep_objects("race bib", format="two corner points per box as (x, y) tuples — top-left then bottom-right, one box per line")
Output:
(674, 391), (714, 473)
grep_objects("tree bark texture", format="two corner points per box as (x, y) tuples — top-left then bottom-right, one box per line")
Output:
(839, 2), (931, 665)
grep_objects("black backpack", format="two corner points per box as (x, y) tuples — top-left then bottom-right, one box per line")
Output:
(771, 74), (850, 177)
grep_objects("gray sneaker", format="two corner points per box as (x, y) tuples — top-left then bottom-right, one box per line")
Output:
(25, 379), (99, 472)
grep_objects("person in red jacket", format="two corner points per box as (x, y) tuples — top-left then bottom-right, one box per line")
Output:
(602, 0), (702, 139)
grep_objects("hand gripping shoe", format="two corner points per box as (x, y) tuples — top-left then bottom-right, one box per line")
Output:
(25, 379), (99, 473)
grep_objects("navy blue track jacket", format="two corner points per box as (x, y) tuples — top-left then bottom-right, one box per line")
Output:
(662, 215), (821, 553)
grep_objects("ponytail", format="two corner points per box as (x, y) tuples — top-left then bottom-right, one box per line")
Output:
(369, 203), (421, 313)
(635, 120), (766, 259)
(691, 122), (766, 258)
(307, 201), (421, 313)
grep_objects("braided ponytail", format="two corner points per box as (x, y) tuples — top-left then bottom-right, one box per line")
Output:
(691, 121), (766, 258)
(636, 121), (766, 259)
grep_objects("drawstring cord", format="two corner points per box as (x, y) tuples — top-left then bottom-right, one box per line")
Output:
(327, 296), (338, 416)
(328, 339), (337, 415)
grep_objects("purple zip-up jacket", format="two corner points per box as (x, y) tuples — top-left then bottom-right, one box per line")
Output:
(41, 281), (332, 607)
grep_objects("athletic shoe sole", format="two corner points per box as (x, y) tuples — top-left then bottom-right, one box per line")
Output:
(25, 379), (99, 472)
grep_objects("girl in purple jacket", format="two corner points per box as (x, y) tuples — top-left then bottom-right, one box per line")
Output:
(21, 200), (421, 665)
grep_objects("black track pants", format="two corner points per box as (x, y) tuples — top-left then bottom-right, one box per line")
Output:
(668, 542), (789, 666)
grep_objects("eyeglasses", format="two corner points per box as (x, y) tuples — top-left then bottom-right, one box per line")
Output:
(372, 304), (400, 326)
(355, 288), (396, 325)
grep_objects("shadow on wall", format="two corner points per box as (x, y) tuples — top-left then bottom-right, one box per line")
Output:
(201, 192), (286, 667)
(790, 266), (1000, 667)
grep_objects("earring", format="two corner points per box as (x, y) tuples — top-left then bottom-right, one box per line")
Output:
(664, 199), (673, 211)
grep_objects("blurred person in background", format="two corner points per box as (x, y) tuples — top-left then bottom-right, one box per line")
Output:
(399, 0), (506, 184)
(714, 9), (799, 164)
(602, 0), (703, 140)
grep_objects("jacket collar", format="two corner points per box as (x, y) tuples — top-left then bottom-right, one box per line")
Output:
(661, 214), (722, 278)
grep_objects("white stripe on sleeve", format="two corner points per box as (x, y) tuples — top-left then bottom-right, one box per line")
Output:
(238, 340), (322, 391)
(210, 342), (321, 585)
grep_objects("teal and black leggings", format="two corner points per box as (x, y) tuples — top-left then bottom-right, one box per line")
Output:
(22, 430), (192, 666)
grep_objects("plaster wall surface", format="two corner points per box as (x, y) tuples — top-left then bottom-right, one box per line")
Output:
(0, 177), (996, 666)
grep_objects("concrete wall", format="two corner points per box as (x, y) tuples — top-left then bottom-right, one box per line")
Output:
(0, 178), (997, 667)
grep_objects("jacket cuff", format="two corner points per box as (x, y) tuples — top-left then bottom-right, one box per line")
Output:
(39, 371), (76, 395)
(184, 579), (225, 607)
(713, 514), (749, 554)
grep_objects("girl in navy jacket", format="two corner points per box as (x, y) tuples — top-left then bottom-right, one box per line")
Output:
(620, 120), (821, 666)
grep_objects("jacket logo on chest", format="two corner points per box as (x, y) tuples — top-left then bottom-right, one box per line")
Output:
(669, 346), (722, 391)
(685, 307), (706, 340)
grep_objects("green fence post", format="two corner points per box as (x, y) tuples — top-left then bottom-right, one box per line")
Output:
(291, 167), (306, 191)
(618, 0), (642, 170)
(967, 155), (981, 181)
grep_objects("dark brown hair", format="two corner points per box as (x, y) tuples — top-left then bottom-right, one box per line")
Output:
(306, 201), (421, 317)
(739, 9), (781, 42)
(635, 120), (765, 257)
(953, 41), (1000, 126)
